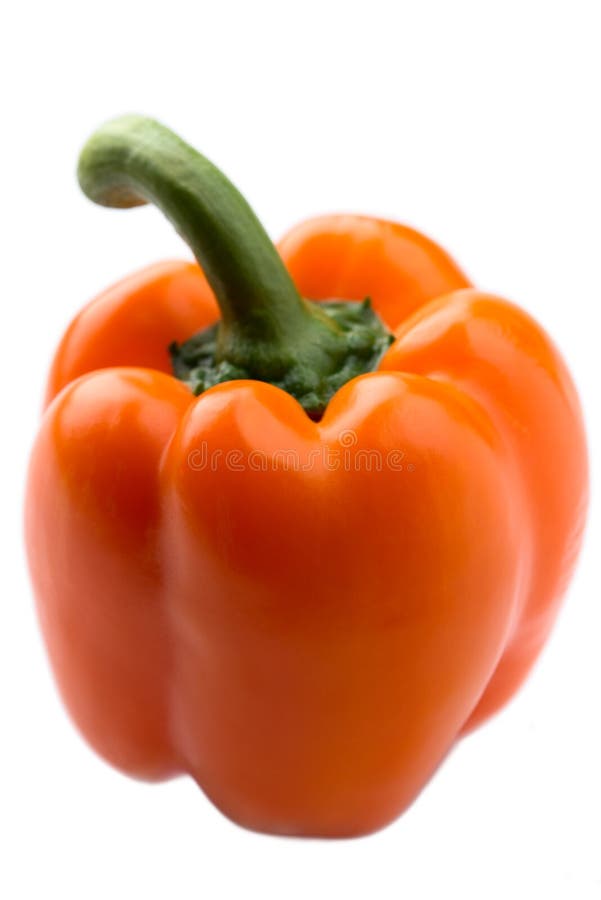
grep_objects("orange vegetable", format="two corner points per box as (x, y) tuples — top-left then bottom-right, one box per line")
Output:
(26, 116), (588, 837)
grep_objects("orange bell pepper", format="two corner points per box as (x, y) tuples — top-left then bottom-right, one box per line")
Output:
(26, 116), (588, 837)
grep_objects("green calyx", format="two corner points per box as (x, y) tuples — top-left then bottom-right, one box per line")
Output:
(170, 298), (392, 419)
(78, 115), (393, 418)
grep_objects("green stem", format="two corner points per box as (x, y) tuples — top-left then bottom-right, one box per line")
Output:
(78, 115), (393, 418)
(78, 115), (307, 341)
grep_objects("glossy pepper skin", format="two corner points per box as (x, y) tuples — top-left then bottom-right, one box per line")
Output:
(26, 117), (588, 838)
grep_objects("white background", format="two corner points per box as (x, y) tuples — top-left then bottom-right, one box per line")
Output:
(2, 2), (599, 897)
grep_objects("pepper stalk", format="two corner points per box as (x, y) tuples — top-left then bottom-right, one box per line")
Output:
(77, 115), (393, 418)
